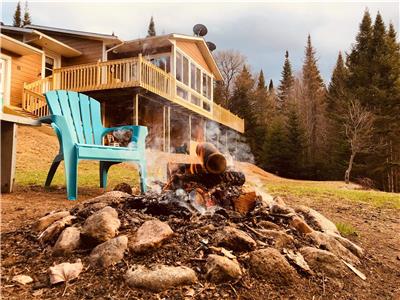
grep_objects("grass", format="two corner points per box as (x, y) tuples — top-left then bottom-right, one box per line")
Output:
(15, 161), (140, 189)
(264, 180), (400, 209)
(336, 222), (359, 236)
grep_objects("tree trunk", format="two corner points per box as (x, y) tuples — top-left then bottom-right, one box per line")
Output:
(345, 152), (356, 184)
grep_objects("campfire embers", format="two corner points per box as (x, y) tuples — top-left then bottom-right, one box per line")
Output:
(139, 142), (259, 216)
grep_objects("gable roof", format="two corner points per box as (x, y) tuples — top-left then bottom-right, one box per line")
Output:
(110, 34), (223, 80)
(24, 24), (122, 45)
(0, 25), (81, 57)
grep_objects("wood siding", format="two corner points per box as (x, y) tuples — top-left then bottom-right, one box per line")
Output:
(10, 52), (42, 106)
(176, 40), (211, 73)
(39, 32), (104, 66)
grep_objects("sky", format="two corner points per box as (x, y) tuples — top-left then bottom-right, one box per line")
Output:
(1, 1), (399, 85)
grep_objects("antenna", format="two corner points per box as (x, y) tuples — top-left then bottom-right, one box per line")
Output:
(206, 41), (216, 52)
(193, 24), (208, 37)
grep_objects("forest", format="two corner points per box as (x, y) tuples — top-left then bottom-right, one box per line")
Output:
(214, 10), (400, 193)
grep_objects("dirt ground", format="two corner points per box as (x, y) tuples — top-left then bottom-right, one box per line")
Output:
(1, 127), (400, 299)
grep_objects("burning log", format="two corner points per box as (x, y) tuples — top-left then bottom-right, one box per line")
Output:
(196, 142), (227, 174)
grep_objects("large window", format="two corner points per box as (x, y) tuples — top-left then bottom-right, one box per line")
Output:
(45, 56), (55, 77)
(175, 50), (213, 110)
(150, 55), (170, 73)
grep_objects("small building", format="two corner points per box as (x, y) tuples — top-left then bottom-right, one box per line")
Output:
(1, 24), (244, 155)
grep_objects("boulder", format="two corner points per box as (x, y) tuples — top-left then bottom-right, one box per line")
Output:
(258, 229), (295, 249)
(300, 246), (346, 278)
(214, 226), (256, 252)
(129, 220), (173, 253)
(307, 231), (360, 265)
(290, 216), (314, 234)
(38, 216), (76, 245)
(249, 248), (298, 284)
(53, 226), (81, 256)
(258, 220), (280, 231)
(89, 235), (128, 268)
(295, 205), (339, 235)
(125, 265), (197, 292)
(205, 254), (242, 283)
(328, 233), (364, 258)
(34, 211), (70, 232)
(113, 182), (133, 195)
(81, 206), (120, 245)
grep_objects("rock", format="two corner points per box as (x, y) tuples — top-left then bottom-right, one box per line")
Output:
(290, 216), (314, 234)
(205, 254), (242, 283)
(232, 187), (257, 214)
(273, 196), (286, 206)
(129, 220), (173, 253)
(258, 229), (295, 249)
(283, 249), (313, 275)
(300, 246), (346, 278)
(34, 211), (70, 232)
(53, 227), (81, 256)
(38, 216), (76, 245)
(81, 206), (120, 245)
(48, 259), (84, 285)
(12, 275), (33, 285)
(249, 248), (299, 284)
(76, 202), (108, 219)
(307, 231), (360, 265)
(72, 191), (131, 216)
(295, 205), (339, 235)
(89, 235), (128, 268)
(113, 182), (133, 195)
(328, 233), (364, 258)
(270, 203), (296, 216)
(258, 220), (280, 230)
(125, 265), (197, 292)
(214, 226), (256, 252)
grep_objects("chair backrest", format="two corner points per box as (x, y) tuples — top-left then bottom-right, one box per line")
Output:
(45, 90), (104, 145)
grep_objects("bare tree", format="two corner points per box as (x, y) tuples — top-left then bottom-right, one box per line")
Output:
(343, 100), (375, 184)
(214, 50), (246, 107)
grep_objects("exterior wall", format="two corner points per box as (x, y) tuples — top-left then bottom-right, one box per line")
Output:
(175, 40), (211, 73)
(10, 52), (42, 106)
(39, 32), (104, 66)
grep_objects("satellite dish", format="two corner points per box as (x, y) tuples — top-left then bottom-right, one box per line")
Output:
(193, 24), (208, 37)
(206, 41), (216, 52)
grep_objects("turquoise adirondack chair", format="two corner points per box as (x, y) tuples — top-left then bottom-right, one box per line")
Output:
(41, 90), (148, 200)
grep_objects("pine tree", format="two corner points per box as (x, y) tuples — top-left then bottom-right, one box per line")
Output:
(147, 16), (156, 37)
(301, 34), (326, 176)
(257, 69), (266, 89)
(262, 118), (290, 175)
(277, 50), (295, 108)
(13, 1), (22, 27)
(268, 79), (274, 92)
(286, 105), (305, 178)
(22, 1), (32, 26)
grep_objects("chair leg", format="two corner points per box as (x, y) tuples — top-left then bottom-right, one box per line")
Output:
(139, 160), (147, 194)
(64, 153), (78, 201)
(45, 154), (63, 187)
(100, 161), (116, 188)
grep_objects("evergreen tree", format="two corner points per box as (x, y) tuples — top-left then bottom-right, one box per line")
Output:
(262, 118), (290, 175)
(278, 50), (295, 108)
(147, 16), (156, 37)
(301, 34), (326, 176)
(22, 2), (32, 26)
(268, 79), (274, 92)
(13, 1), (22, 27)
(286, 105), (305, 178)
(257, 69), (266, 89)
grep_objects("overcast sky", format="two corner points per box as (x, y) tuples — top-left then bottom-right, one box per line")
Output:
(1, 1), (399, 84)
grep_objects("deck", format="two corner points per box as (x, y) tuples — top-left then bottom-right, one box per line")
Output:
(22, 55), (244, 133)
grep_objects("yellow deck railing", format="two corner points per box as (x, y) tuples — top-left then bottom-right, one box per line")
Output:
(22, 55), (244, 132)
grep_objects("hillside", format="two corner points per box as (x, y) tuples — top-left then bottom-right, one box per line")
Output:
(1, 126), (400, 299)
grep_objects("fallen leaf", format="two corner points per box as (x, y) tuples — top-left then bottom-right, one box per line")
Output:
(48, 259), (83, 285)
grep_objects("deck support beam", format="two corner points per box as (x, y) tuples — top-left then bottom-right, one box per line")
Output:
(133, 94), (139, 125)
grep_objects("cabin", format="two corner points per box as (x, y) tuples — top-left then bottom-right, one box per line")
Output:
(0, 24), (244, 155)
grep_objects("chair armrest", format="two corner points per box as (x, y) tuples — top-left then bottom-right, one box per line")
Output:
(50, 115), (77, 150)
(101, 125), (148, 148)
(38, 115), (52, 124)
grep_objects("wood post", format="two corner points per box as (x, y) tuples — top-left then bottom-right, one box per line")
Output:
(134, 94), (139, 126)
(1, 121), (17, 193)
